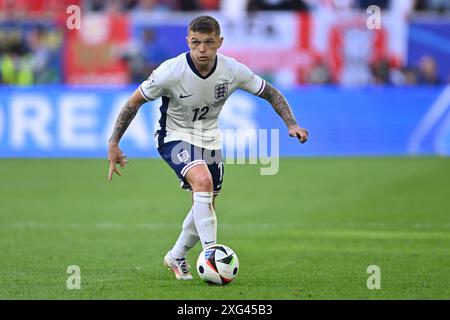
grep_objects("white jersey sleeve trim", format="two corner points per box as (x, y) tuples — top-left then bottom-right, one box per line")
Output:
(139, 84), (154, 101)
(255, 79), (266, 96)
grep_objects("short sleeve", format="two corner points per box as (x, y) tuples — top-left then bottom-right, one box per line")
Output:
(236, 62), (266, 96)
(138, 64), (169, 101)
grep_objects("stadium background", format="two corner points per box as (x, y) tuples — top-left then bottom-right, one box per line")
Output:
(0, 0), (449, 300)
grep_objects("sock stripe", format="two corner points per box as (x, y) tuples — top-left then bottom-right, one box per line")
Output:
(193, 192), (213, 204)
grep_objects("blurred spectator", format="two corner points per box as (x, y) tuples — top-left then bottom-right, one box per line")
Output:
(87, 0), (106, 11)
(105, 0), (126, 13)
(248, 0), (309, 11)
(220, 0), (247, 18)
(389, 0), (415, 20)
(178, 0), (200, 11)
(122, 28), (170, 83)
(389, 66), (412, 86)
(305, 58), (333, 84)
(123, 0), (139, 10)
(303, 0), (354, 11)
(417, 55), (441, 85)
(132, 0), (173, 12)
(371, 58), (391, 85)
(427, 0), (450, 12)
(415, 0), (450, 13)
(140, 28), (169, 73)
(0, 45), (33, 85)
(358, 0), (389, 10)
(403, 68), (419, 85)
(26, 27), (60, 84)
(199, 0), (220, 10)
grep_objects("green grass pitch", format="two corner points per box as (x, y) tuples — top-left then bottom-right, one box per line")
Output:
(0, 157), (449, 299)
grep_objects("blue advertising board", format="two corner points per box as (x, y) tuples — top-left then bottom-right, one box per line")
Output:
(1, 85), (450, 158)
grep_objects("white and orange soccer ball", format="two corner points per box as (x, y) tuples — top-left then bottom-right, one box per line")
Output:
(196, 244), (239, 285)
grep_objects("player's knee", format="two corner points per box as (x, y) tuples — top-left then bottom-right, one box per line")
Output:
(192, 174), (213, 192)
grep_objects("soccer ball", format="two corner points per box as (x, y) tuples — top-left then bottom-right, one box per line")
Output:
(196, 244), (239, 285)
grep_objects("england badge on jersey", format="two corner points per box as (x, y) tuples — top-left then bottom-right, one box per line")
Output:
(144, 71), (156, 88)
(215, 83), (228, 100)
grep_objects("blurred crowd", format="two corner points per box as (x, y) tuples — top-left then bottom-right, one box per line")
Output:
(371, 55), (444, 86)
(305, 55), (445, 86)
(0, 0), (449, 14)
(0, 0), (449, 86)
(0, 25), (63, 85)
(61, 0), (450, 13)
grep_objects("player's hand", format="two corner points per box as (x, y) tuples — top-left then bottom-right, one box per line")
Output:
(108, 143), (128, 181)
(288, 125), (309, 144)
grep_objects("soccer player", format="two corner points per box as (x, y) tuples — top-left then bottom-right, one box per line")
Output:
(107, 16), (308, 280)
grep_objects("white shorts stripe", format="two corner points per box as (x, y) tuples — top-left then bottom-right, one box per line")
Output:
(181, 160), (206, 177)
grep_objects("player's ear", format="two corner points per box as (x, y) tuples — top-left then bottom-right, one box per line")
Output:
(217, 37), (224, 48)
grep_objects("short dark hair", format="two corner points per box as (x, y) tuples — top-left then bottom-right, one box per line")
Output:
(188, 16), (221, 36)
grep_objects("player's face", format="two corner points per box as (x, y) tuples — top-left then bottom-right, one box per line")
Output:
(187, 31), (223, 69)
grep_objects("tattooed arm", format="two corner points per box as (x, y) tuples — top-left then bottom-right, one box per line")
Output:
(108, 88), (147, 180)
(259, 82), (309, 144)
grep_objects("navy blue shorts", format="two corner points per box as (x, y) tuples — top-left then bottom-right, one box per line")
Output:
(157, 140), (224, 194)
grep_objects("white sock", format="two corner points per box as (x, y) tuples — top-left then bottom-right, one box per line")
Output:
(192, 192), (217, 249)
(170, 209), (199, 259)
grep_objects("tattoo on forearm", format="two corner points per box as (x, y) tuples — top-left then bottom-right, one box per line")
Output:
(109, 101), (141, 144)
(259, 82), (298, 127)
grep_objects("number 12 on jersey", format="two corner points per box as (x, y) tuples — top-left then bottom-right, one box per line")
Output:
(192, 106), (210, 121)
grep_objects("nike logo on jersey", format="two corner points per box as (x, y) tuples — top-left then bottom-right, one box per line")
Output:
(179, 93), (194, 99)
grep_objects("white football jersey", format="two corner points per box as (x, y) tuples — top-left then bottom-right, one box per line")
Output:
(139, 52), (266, 150)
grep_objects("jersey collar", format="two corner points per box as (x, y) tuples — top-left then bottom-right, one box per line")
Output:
(186, 52), (218, 80)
